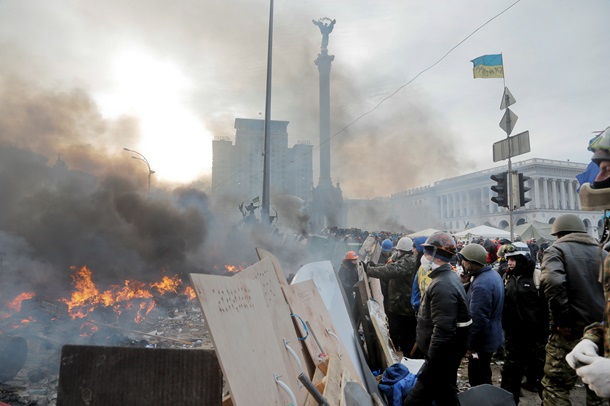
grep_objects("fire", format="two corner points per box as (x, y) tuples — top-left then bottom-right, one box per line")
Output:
(1, 292), (35, 320)
(151, 275), (181, 295)
(183, 286), (196, 300)
(58, 266), (193, 323)
(8, 292), (35, 312)
(224, 265), (244, 273)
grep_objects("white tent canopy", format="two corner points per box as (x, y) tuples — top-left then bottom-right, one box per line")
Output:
(453, 225), (510, 239)
(408, 228), (440, 238)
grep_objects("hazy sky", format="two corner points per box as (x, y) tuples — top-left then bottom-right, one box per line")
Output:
(1, 0), (608, 199)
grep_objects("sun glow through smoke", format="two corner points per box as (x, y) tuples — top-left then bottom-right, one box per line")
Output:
(98, 50), (213, 184)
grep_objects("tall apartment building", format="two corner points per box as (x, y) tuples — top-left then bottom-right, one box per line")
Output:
(211, 118), (313, 203)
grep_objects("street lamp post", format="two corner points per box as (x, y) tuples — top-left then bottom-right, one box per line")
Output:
(261, 0), (274, 225)
(123, 148), (155, 196)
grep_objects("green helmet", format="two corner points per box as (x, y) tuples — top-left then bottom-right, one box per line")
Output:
(458, 244), (488, 266)
(551, 214), (586, 236)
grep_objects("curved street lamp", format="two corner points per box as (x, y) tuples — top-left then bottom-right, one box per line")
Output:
(123, 148), (155, 196)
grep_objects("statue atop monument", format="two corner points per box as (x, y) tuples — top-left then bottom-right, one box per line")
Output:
(312, 18), (336, 51)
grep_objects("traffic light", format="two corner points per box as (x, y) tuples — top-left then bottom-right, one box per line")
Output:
(490, 172), (508, 208)
(518, 173), (531, 207)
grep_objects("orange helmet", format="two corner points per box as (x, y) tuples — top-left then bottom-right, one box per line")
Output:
(345, 251), (359, 261)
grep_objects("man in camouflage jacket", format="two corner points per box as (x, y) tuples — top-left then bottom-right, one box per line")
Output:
(365, 236), (418, 355)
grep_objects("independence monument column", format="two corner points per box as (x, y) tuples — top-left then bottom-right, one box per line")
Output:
(310, 18), (343, 231)
(313, 17), (335, 187)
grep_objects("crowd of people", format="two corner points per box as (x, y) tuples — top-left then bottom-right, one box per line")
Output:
(336, 126), (610, 406)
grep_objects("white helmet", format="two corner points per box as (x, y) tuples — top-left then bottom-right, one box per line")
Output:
(396, 237), (414, 252)
(504, 241), (531, 259)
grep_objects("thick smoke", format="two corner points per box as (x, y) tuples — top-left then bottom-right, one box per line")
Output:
(0, 77), (254, 306)
(0, 1), (475, 306)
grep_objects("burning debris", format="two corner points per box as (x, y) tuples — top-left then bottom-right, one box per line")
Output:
(0, 266), (216, 406)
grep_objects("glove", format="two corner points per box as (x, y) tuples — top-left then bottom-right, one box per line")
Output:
(574, 355), (610, 398)
(566, 339), (598, 369)
(359, 261), (367, 271)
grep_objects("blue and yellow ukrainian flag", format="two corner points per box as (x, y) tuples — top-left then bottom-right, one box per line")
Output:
(471, 54), (504, 79)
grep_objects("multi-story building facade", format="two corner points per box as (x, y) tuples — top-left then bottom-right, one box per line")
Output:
(211, 118), (313, 204)
(347, 158), (604, 236)
(389, 158), (602, 234)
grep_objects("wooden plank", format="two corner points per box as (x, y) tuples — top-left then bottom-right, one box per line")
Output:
(190, 274), (293, 406)
(303, 365), (327, 406)
(358, 263), (372, 299)
(369, 301), (397, 369)
(368, 277), (385, 315)
(322, 355), (344, 406)
(354, 280), (381, 371)
(235, 256), (309, 406)
(57, 345), (222, 406)
(282, 280), (363, 386)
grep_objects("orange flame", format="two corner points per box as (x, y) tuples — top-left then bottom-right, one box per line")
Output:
(224, 265), (244, 273)
(183, 286), (196, 300)
(58, 266), (194, 323)
(151, 275), (181, 295)
(8, 292), (35, 312)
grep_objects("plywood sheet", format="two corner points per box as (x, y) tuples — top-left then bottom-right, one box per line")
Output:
(235, 256), (308, 405)
(283, 279), (363, 386)
(291, 261), (364, 384)
(57, 345), (222, 406)
(190, 273), (293, 406)
(255, 247), (288, 288)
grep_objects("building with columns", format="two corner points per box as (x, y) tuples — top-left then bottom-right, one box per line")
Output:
(350, 158), (603, 237)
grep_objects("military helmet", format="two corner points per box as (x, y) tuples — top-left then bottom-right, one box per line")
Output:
(458, 244), (488, 266)
(551, 214), (586, 236)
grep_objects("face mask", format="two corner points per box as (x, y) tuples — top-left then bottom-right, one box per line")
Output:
(429, 262), (441, 271)
(421, 255), (440, 271)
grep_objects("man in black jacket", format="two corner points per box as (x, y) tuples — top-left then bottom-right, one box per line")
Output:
(404, 232), (471, 406)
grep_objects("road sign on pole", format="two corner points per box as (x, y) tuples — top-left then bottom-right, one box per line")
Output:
(493, 131), (530, 162)
(500, 87), (516, 110)
(499, 108), (518, 135)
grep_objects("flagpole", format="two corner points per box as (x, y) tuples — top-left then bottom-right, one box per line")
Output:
(502, 53), (515, 241)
